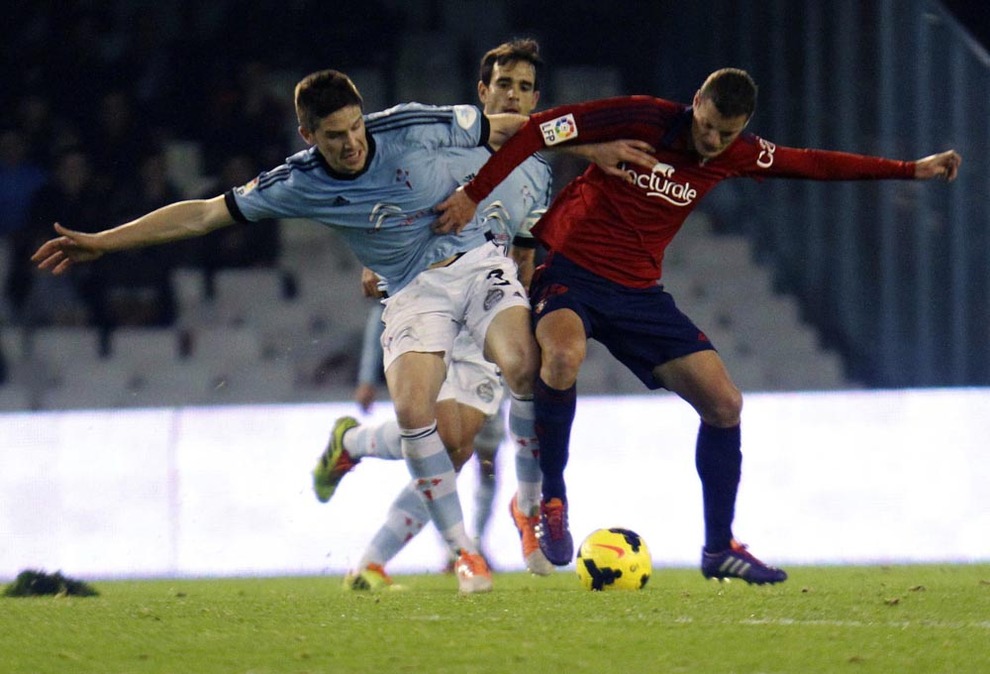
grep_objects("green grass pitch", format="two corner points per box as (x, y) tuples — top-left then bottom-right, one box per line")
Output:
(2, 564), (987, 673)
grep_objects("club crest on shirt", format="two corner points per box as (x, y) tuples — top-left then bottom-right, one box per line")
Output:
(455, 105), (479, 130)
(476, 381), (496, 404)
(540, 114), (578, 146)
(483, 288), (504, 311)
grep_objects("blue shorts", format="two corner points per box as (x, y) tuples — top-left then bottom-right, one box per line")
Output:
(530, 252), (716, 390)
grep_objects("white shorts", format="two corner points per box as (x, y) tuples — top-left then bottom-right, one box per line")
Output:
(380, 241), (529, 378)
(437, 330), (503, 416)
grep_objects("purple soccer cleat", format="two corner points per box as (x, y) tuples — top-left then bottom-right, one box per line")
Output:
(535, 498), (574, 566)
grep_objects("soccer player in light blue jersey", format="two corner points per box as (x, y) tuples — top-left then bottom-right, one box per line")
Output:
(31, 68), (540, 594)
(321, 40), (555, 586)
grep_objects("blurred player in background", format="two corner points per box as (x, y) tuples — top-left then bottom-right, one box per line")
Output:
(437, 67), (961, 584)
(32, 67), (543, 594)
(315, 39), (656, 588)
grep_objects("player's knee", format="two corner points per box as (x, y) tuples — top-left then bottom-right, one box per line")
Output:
(540, 341), (584, 387)
(497, 345), (539, 394)
(392, 398), (435, 430)
(704, 387), (743, 427)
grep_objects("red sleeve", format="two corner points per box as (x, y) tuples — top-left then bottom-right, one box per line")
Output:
(752, 141), (915, 180)
(464, 96), (671, 203)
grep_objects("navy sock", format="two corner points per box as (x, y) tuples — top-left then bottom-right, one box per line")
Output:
(533, 377), (576, 502)
(695, 422), (742, 553)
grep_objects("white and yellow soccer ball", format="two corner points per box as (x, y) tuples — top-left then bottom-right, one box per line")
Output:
(576, 527), (652, 591)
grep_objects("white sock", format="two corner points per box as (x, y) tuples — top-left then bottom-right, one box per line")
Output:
(344, 419), (403, 460)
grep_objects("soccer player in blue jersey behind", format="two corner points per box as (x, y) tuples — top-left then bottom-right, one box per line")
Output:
(319, 39), (556, 587)
(31, 68), (544, 594)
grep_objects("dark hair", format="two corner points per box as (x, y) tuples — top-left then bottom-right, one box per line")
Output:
(479, 38), (543, 89)
(294, 70), (364, 132)
(699, 68), (758, 119)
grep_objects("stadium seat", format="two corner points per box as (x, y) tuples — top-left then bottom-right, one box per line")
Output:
(171, 267), (211, 327)
(110, 327), (183, 368)
(26, 326), (105, 389)
(186, 326), (263, 371)
(0, 383), (33, 411)
(201, 361), (296, 406)
(127, 361), (215, 408)
(38, 361), (133, 410)
(211, 267), (292, 326)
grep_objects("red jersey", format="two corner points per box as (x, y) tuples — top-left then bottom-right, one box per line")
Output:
(464, 96), (915, 288)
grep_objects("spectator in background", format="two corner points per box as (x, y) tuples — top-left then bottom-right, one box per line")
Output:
(85, 90), (148, 195)
(7, 146), (107, 326)
(199, 60), (292, 175)
(0, 129), (48, 239)
(87, 148), (182, 331)
(15, 94), (81, 167)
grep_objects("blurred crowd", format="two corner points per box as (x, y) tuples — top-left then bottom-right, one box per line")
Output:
(0, 1), (411, 340)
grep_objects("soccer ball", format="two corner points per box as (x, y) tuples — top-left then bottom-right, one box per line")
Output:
(576, 528), (651, 591)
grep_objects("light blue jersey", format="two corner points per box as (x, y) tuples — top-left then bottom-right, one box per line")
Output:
(226, 103), (496, 293)
(445, 146), (552, 252)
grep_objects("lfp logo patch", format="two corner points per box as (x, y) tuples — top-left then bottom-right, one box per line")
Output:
(540, 114), (578, 146)
(235, 177), (259, 196)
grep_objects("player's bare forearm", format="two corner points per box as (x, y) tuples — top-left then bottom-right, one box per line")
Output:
(486, 112), (529, 148)
(31, 196), (234, 275)
(914, 150), (962, 182)
(433, 187), (478, 234)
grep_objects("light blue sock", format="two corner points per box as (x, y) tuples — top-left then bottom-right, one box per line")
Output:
(508, 392), (542, 515)
(358, 482), (430, 569)
(401, 422), (473, 555)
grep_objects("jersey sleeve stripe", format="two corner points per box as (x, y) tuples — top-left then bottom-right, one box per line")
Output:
(366, 111), (456, 133)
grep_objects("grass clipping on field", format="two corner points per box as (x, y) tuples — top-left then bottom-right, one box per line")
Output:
(3, 569), (98, 597)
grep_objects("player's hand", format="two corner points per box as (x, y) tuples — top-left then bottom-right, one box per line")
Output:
(580, 139), (657, 180)
(30, 223), (104, 275)
(360, 267), (384, 298)
(353, 382), (377, 413)
(914, 150), (961, 182)
(433, 187), (478, 235)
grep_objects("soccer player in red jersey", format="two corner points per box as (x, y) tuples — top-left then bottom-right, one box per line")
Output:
(436, 68), (961, 584)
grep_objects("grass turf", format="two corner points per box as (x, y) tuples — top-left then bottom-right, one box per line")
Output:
(1, 564), (987, 673)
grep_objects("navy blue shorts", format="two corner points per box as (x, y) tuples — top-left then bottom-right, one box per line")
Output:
(530, 252), (716, 390)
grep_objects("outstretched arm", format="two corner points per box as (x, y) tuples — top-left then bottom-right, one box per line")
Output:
(31, 195), (235, 275)
(913, 150), (961, 181)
